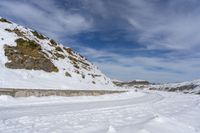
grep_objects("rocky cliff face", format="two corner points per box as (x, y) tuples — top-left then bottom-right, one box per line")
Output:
(0, 17), (114, 89)
(4, 38), (59, 72)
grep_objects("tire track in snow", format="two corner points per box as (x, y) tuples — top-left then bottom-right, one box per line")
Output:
(0, 92), (163, 120)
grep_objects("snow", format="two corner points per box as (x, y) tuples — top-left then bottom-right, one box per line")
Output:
(153, 79), (200, 88)
(148, 79), (200, 94)
(0, 90), (200, 133)
(0, 18), (114, 90)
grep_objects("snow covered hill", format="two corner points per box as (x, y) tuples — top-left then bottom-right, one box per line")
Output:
(148, 79), (200, 95)
(113, 78), (200, 95)
(0, 17), (114, 90)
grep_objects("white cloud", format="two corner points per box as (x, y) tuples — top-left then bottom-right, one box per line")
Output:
(124, 0), (200, 51)
(0, 0), (93, 40)
(76, 46), (200, 83)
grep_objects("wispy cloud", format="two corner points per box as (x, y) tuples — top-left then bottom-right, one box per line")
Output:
(79, 0), (200, 51)
(0, 0), (93, 40)
(75, 45), (200, 83)
(124, 0), (200, 52)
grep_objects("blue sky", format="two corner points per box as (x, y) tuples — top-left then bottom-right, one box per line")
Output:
(1, 0), (200, 83)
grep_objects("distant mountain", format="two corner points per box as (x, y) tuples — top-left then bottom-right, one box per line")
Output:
(148, 80), (200, 95)
(112, 79), (150, 87)
(0, 17), (114, 89)
(113, 78), (200, 95)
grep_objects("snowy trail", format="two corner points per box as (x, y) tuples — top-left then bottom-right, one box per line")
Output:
(0, 91), (200, 133)
(0, 92), (162, 119)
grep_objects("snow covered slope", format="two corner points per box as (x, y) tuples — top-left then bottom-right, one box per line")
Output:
(148, 79), (200, 94)
(0, 17), (114, 90)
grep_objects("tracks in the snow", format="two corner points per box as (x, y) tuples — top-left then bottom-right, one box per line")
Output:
(0, 92), (163, 120)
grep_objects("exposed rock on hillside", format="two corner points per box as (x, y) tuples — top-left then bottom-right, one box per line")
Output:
(0, 17), (113, 89)
(4, 38), (58, 72)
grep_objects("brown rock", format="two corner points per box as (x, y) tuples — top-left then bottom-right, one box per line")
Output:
(4, 38), (59, 72)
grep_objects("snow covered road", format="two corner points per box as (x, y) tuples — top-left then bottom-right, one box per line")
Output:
(0, 91), (200, 133)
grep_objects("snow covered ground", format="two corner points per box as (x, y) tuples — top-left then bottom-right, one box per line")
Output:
(0, 90), (200, 133)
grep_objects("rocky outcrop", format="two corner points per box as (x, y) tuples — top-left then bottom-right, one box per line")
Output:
(4, 38), (58, 72)
(64, 47), (91, 71)
(0, 18), (11, 24)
